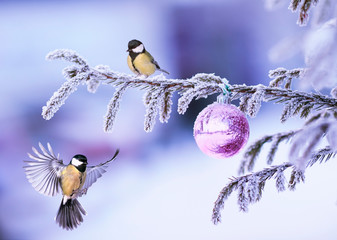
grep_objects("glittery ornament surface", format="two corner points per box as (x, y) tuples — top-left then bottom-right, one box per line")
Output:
(193, 102), (249, 159)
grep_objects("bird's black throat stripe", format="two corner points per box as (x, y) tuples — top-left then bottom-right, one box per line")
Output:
(129, 51), (140, 74)
(75, 165), (86, 173)
(129, 51), (139, 61)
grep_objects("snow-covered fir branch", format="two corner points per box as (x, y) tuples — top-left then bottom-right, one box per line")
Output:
(213, 109), (337, 224)
(289, 116), (337, 169)
(43, 49), (337, 133)
(289, 0), (319, 26)
(266, 0), (324, 26)
(44, 43), (337, 217)
(238, 108), (337, 175)
(43, 49), (223, 132)
(233, 83), (337, 121)
(307, 146), (337, 167)
(268, 67), (304, 89)
(212, 162), (293, 224)
(212, 145), (336, 224)
(238, 130), (298, 175)
(38, 0), (337, 231)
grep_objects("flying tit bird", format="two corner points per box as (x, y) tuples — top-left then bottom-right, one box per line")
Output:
(127, 39), (169, 77)
(24, 143), (119, 230)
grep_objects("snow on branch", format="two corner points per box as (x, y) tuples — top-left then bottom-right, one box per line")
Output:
(43, 49), (223, 132)
(212, 145), (336, 224)
(238, 108), (337, 175)
(46, 49), (88, 66)
(212, 162), (293, 224)
(42, 49), (337, 133)
(40, 0), (337, 230)
(268, 67), (304, 89)
(289, 0), (319, 26)
(266, 0), (336, 27)
(238, 130), (298, 175)
(307, 146), (337, 167)
(43, 50), (337, 221)
(213, 108), (337, 224)
(233, 83), (337, 121)
(289, 117), (337, 169)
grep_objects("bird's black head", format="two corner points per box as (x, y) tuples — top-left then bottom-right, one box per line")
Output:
(127, 39), (145, 53)
(71, 154), (88, 172)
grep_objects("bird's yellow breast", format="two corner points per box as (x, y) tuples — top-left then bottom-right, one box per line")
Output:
(61, 165), (86, 197)
(127, 55), (137, 74)
(127, 52), (156, 77)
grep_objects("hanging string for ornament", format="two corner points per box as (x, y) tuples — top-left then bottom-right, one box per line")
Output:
(217, 78), (232, 104)
(193, 79), (250, 159)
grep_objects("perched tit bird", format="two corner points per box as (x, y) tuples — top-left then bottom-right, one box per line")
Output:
(127, 39), (169, 77)
(24, 143), (119, 230)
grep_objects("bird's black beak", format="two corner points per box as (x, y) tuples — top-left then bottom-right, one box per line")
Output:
(126, 49), (130, 52)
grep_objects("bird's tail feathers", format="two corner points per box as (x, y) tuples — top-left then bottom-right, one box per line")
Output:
(158, 68), (169, 75)
(55, 198), (86, 230)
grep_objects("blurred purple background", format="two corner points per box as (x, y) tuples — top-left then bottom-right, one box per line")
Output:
(1, 1), (337, 239)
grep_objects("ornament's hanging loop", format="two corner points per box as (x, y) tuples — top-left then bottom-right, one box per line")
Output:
(217, 78), (232, 104)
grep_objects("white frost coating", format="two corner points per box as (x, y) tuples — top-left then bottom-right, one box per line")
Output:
(46, 49), (88, 66)
(158, 90), (173, 123)
(42, 78), (81, 120)
(275, 169), (286, 192)
(87, 79), (100, 93)
(281, 98), (298, 122)
(104, 84), (129, 133)
(246, 176), (259, 202)
(289, 120), (331, 170)
(247, 85), (265, 118)
(178, 88), (199, 115)
(311, 0), (337, 27)
(327, 122), (337, 151)
(144, 88), (162, 132)
(237, 180), (248, 212)
(304, 19), (336, 65)
(302, 18), (337, 89)
(45, 49), (225, 130)
(331, 86), (337, 98)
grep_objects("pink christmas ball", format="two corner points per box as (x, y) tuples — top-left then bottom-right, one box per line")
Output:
(193, 102), (249, 159)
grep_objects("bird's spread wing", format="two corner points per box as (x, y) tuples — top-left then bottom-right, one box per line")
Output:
(79, 149), (120, 196)
(24, 142), (66, 197)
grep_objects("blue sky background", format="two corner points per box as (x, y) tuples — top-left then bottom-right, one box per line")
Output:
(1, 1), (337, 239)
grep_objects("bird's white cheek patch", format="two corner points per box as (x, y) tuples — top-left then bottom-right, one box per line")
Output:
(71, 158), (83, 167)
(133, 44), (144, 53)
